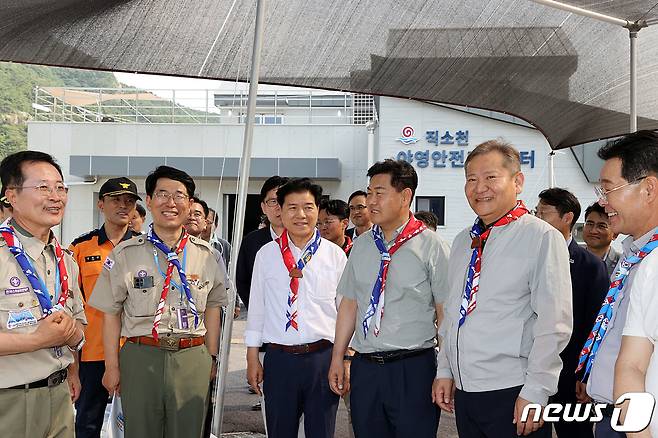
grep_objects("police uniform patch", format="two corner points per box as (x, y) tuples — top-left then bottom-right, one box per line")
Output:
(103, 257), (115, 271)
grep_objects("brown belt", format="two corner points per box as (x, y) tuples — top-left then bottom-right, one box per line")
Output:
(127, 336), (204, 351)
(268, 339), (332, 355)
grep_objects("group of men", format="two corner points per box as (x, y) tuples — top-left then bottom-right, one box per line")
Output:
(0, 129), (657, 438)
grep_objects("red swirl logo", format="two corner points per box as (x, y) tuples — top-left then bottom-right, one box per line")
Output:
(401, 126), (414, 138)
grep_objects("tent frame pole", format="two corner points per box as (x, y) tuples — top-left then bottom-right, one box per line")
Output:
(213, 0), (267, 434)
(630, 29), (638, 132)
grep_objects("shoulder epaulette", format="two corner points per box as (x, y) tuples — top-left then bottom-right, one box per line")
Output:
(188, 235), (213, 252)
(113, 234), (147, 253)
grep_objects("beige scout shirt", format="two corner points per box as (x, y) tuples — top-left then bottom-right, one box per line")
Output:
(337, 225), (451, 353)
(0, 221), (86, 388)
(89, 234), (228, 338)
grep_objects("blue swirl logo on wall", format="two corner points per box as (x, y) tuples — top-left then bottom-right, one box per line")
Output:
(397, 126), (419, 145)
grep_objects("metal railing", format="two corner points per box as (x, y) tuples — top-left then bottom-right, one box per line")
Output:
(32, 87), (377, 125)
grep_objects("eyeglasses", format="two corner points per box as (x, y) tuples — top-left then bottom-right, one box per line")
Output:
(189, 211), (205, 219)
(594, 176), (646, 203)
(9, 183), (68, 197)
(317, 218), (340, 228)
(153, 191), (189, 204)
(264, 199), (279, 207)
(349, 204), (367, 212)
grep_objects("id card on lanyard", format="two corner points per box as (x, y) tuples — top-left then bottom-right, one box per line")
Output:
(154, 247), (189, 330)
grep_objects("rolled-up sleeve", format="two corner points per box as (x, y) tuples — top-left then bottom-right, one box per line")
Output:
(520, 229), (573, 405)
(88, 250), (126, 315)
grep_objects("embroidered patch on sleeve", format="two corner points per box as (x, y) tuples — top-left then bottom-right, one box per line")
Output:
(103, 256), (115, 271)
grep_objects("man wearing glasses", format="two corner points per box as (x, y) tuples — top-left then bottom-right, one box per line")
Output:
(346, 190), (372, 239)
(90, 166), (228, 438)
(69, 177), (141, 438)
(583, 202), (620, 278)
(576, 130), (658, 438)
(0, 151), (86, 438)
(318, 199), (352, 256)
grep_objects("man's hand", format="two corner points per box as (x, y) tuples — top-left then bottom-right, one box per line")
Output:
(211, 358), (218, 380)
(328, 355), (347, 396)
(233, 306), (240, 319)
(513, 397), (544, 436)
(247, 355), (263, 396)
(432, 378), (455, 413)
(102, 365), (121, 395)
(67, 371), (81, 403)
(575, 381), (592, 403)
(33, 311), (77, 349)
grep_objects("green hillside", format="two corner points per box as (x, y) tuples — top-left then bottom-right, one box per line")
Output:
(0, 62), (118, 158)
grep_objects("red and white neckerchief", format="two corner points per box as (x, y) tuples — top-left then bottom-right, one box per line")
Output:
(0, 218), (70, 314)
(363, 213), (426, 337)
(342, 235), (353, 255)
(148, 227), (194, 340)
(276, 229), (322, 331)
(458, 201), (528, 327)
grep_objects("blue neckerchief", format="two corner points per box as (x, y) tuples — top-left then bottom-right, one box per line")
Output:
(146, 225), (198, 328)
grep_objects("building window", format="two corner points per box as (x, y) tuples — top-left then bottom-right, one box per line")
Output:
(415, 196), (446, 227)
(240, 114), (284, 124)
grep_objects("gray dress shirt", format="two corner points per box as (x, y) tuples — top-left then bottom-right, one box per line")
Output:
(587, 230), (656, 404)
(337, 225), (451, 353)
(436, 213), (573, 405)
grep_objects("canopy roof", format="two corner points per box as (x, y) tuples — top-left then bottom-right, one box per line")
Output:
(2, 0), (658, 148)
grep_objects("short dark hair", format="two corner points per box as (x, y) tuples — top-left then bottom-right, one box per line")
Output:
(465, 139), (521, 174)
(348, 190), (367, 203)
(145, 166), (195, 198)
(319, 199), (349, 220)
(135, 203), (146, 218)
(191, 196), (209, 217)
(597, 130), (658, 182)
(414, 210), (439, 231)
(276, 178), (323, 206)
(260, 176), (290, 203)
(367, 159), (418, 198)
(584, 202), (607, 220)
(538, 187), (581, 229)
(0, 151), (64, 199)
(208, 207), (218, 227)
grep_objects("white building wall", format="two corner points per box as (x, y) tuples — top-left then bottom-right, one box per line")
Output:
(376, 98), (598, 244)
(28, 122), (369, 245)
(28, 96), (599, 247)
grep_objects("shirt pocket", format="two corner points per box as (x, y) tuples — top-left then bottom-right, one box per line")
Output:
(0, 294), (42, 334)
(126, 285), (159, 317)
(189, 279), (210, 312)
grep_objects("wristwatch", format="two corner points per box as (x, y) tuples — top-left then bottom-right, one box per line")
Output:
(68, 333), (86, 352)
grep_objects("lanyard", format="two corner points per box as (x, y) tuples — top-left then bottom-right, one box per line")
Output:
(153, 246), (187, 302)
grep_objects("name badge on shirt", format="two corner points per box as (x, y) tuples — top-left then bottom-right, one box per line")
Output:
(133, 275), (154, 289)
(84, 255), (102, 263)
(7, 309), (38, 329)
(177, 308), (189, 330)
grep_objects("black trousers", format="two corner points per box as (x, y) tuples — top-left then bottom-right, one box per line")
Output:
(455, 385), (552, 438)
(551, 378), (594, 438)
(263, 345), (339, 438)
(350, 349), (440, 438)
(75, 361), (109, 438)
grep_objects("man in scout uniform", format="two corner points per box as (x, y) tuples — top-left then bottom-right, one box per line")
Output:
(329, 159), (450, 438)
(69, 177), (141, 438)
(0, 150), (87, 438)
(90, 165), (228, 438)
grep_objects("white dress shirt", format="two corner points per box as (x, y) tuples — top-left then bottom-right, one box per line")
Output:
(245, 233), (347, 347)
